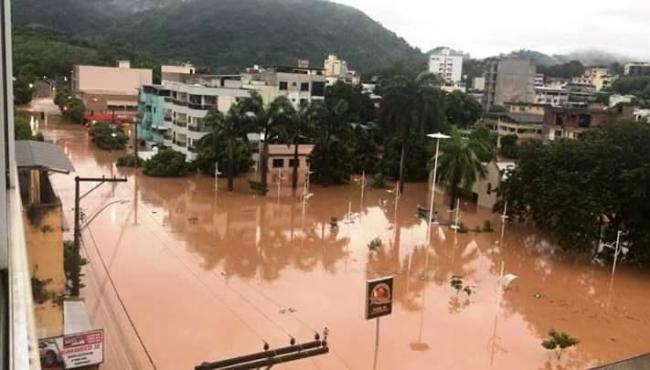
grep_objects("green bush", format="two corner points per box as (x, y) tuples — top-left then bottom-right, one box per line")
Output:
(89, 122), (127, 150)
(248, 180), (269, 195)
(14, 116), (45, 141)
(143, 149), (188, 177)
(116, 154), (144, 167)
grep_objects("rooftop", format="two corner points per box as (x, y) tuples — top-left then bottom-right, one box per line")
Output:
(15, 141), (75, 174)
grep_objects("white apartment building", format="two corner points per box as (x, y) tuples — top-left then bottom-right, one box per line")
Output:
(428, 48), (463, 85)
(162, 76), (251, 161)
(535, 86), (569, 107)
(534, 73), (545, 88)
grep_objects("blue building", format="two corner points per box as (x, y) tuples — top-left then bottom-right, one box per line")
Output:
(136, 85), (170, 147)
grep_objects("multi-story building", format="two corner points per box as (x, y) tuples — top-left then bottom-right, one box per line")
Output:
(584, 67), (614, 91)
(566, 81), (597, 106)
(323, 55), (360, 86)
(624, 62), (650, 76)
(72, 61), (152, 120)
(163, 76), (252, 160)
(136, 84), (170, 146)
(504, 102), (548, 116)
(534, 86), (569, 107)
(543, 105), (634, 141)
(428, 48), (463, 85)
(241, 65), (327, 108)
(483, 57), (536, 111)
(534, 73), (545, 88)
(484, 111), (545, 147)
(161, 63), (196, 84)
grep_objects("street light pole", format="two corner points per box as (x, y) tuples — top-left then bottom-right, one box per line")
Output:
(425, 133), (450, 242)
(72, 176), (128, 297)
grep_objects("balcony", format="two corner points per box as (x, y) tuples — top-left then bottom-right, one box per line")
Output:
(188, 125), (209, 133)
(173, 120), (188, 128)
(188, 146), (197, 153)
(173, 140), (187, 148)
(164, 115), (172, 122)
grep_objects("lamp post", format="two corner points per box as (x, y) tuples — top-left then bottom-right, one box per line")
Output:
(425, 133), (450, 242)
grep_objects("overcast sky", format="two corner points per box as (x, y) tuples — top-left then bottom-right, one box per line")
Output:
(334, 0), (650, 60)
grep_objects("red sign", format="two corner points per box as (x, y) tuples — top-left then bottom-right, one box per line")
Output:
(365, 276), (394, 320)
(61, 329), (104, 369)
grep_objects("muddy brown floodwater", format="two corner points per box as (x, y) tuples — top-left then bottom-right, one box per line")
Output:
(41, 116), (650, 370)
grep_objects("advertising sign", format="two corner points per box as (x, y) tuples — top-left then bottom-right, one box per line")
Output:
(61, 329), (104, 369)
(365, 276), (394, 320)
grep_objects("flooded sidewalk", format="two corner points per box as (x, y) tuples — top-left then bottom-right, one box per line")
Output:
(43, 117), (650, 370)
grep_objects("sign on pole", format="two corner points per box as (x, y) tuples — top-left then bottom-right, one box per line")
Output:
(365, 276), (394, 320)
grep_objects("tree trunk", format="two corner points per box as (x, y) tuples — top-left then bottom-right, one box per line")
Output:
(292, 142), (299, 190)
(450, 187), (458, 210)
(227, 142), (235, 192)
(398, 141), (407, 194)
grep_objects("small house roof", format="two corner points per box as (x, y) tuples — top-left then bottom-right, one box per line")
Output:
(15, 140), (75, 174)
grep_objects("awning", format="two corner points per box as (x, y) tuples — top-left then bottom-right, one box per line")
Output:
(15, 140), (75, 174)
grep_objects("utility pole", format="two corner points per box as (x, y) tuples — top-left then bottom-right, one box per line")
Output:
(195, 334), (329, 370)
(134, 118), (139, 167)
(72, 176), (128, 297)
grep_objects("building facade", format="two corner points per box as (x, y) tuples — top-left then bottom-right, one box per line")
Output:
(584, 67), (614, 91)
(484, 111), (545, 147)
(323, 55), (360, 86)
(483, 57), (536, 111)
(72, 61), (152, 119)
(534, 86), (569, 106)
(543, 105), (634, 141)
(624, 62), (650, 76)
(242, 65), (327, 108)
(428, 48), (463, 85)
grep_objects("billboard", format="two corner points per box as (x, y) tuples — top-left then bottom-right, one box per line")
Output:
(39, 329), (104, 369)
(365, 276), (394, 320)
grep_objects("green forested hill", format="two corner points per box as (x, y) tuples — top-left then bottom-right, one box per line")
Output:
(12, 0), (422, 73)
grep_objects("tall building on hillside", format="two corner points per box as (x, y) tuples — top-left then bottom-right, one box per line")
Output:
(624, 62), (650, 76)
(323, 55), (361, 86)
(483, 57), (536, 111)
(584, 67), (614, 91)
(72, 61), (152, 119)
(428, 48), (463, 85)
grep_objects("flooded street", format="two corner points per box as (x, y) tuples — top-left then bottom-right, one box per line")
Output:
(40, 116), (650, 370)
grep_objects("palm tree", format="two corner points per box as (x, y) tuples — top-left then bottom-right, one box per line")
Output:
(238, 92), (295, 192)
(309, 99), (351, 186)
(382, 72), (446, 194)
(201, 105), (249, 192)
(277, 101), (316, 190)
(434, 127), (488, 209)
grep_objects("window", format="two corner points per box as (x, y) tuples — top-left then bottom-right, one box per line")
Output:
(312, 82), (325, 97)
(289, 159), (299, 168)
(292, 82), (297, 87)
(300, 83), (309, 92)
(487, 183), (492, 195)
(279, 81), (288, 90)
(272, 159), (284, 168)
(555, 130), (562, 138)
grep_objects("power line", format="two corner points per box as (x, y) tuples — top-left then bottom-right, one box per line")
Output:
(84, 227), (158, 370)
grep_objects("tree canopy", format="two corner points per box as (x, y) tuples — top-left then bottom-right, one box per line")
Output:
(500, 121), (650, 264)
